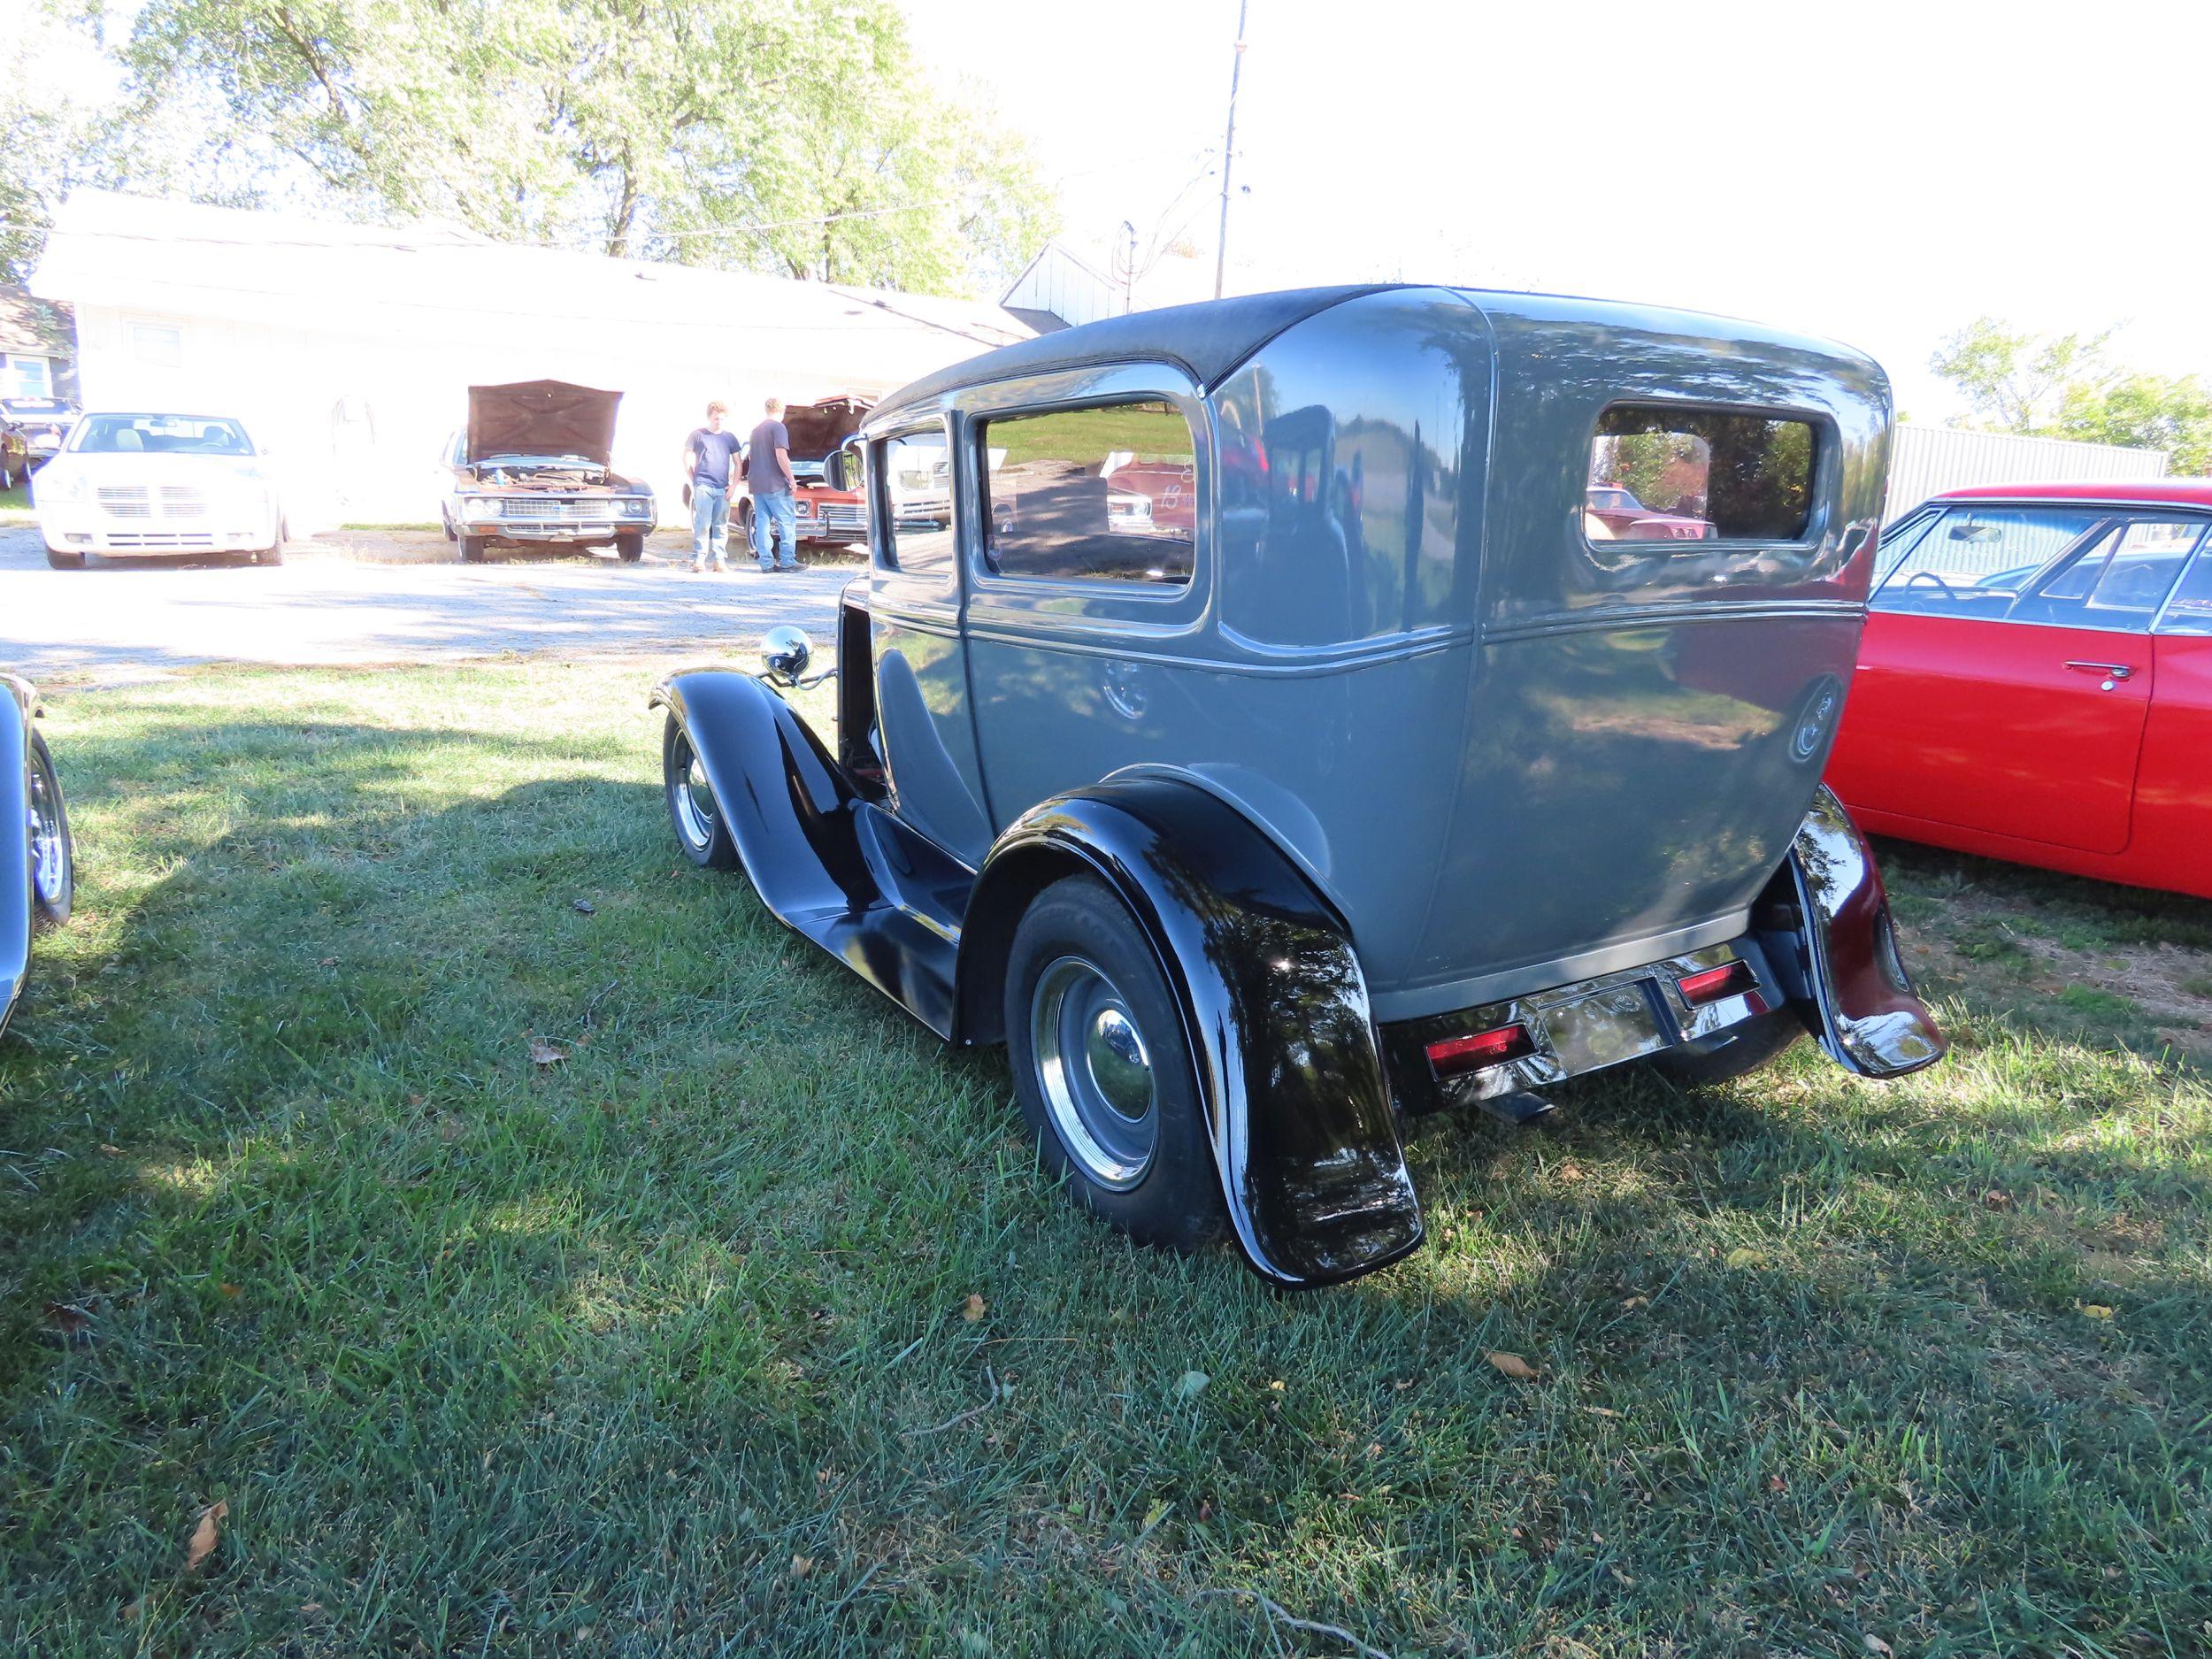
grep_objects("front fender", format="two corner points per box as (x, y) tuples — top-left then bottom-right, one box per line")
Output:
(1758, 786), (1946, 1078)
(961, 779), (1422, 1288)
(2, 680), (34, 1037)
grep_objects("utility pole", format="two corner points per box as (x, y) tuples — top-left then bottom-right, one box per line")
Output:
(1213, 0), (1248, 301)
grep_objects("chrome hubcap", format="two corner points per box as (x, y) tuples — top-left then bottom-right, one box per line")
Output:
(672, 736), (718, 848)
(26, 753), (65, 907)
(1032, 956), (1157, 1189)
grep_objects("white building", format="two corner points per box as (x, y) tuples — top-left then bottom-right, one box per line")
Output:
(1886, 423), (2170, 521)
(31, 191), (1031, 528)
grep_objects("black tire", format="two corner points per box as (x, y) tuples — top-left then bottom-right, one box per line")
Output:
(459, 534), (488, 564)
(1004, 874), (1226, 1254)
(616, 531), (645, 562)
(442, 510), (457, 543)
(255, 540), (285, 565)
(27, 730), (73, 930)
(662, 714), (740, 870)
(735, 498), (755, 555)
(43, 548), (85, 570)
(1649, 1009), (1804, 1086)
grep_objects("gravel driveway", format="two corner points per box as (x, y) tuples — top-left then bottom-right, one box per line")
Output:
(0, 522), (853, 680)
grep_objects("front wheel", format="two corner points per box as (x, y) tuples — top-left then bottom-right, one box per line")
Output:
(27, 730), (73, 929)
(44, 548), (85, 570)
(1005, 874), (1225, 1254)
(662, 714), (739, 870)
(1649, 1008), (1803, 1086)
(459, 534), (488, 564)
(616, 531), (645, 562)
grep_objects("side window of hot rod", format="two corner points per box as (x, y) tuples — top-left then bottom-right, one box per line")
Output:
(1585, 406), (1818, 545)
(875, 426), (955, 574)
(974, 399), (1196, 586)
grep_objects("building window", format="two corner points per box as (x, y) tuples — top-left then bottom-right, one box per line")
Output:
(976, 398), (1197, 585)
(1587, 406), (1818, 542)
(3, 354), (53, 398)
(127, 321), (184, 370)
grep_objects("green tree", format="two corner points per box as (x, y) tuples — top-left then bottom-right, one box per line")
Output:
(1930, 316), (2212, 475)
(93, 0), (1056, 297)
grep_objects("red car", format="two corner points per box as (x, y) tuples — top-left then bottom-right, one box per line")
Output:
(1824, 480), (2212, 899)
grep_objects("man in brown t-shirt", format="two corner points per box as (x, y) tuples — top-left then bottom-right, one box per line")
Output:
(745, 396), (800, 572)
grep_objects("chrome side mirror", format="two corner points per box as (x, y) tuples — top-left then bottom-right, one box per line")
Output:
(760, 625), (815, 686)
(825, 437), (861, 494)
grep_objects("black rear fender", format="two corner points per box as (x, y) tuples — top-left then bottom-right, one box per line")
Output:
(1755, 786), (1946, 1078)
(958, 779), (1423, 1288)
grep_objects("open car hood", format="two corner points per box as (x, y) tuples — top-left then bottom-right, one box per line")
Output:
(466, 381), (622, 466)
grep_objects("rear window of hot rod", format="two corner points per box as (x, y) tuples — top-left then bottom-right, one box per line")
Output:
(1586, 405), (1817, 544)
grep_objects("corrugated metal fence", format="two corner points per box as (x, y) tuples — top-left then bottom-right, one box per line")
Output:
(1886, 425), (2169, 521)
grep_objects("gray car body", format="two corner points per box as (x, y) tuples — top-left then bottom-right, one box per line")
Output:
(853, 285), (1890, 1020)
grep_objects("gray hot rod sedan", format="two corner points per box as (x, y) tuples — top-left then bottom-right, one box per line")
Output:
(652, 285), (1945, 1288)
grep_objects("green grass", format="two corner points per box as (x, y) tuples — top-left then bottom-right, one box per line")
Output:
(4, 664), (2211, 1656)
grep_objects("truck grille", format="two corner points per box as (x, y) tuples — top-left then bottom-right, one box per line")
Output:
(816, 503), (866, 531)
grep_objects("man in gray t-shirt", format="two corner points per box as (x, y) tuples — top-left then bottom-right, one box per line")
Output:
(744, 396), (801, 572)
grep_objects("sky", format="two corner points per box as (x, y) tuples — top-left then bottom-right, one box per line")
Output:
(899, 0), (2212, 425)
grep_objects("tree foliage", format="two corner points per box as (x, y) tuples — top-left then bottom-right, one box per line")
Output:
(89, 0), (1056, 296)
(1932, 317), (2212, 475)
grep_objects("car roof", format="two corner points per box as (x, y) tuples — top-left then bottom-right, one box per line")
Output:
(1932, 478), (2212, 508)
(869, 285), (1398, 422)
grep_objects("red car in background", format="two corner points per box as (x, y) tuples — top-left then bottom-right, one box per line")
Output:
(1824, 480), (2212, 899)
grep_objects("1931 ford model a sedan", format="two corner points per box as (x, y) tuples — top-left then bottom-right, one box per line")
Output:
(653, 286), (1945, 1288)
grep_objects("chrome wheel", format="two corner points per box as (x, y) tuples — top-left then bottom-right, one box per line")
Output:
(671, 732), (718, 849)
(27, 743), (69, 910)
(1030, 955), (1158, 1190)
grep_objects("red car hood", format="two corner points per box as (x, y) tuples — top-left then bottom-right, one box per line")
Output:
(466, 380), (621, 465)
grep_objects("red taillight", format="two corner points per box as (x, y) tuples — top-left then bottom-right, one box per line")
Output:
(1678, 960), (1757, 1007)
(1426, 1022), (1534, 1078)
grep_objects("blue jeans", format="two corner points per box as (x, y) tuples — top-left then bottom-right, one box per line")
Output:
(751, 489), (799, 570)
(691, 481), (729, 565)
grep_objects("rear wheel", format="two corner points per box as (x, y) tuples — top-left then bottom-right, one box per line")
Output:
(43, 548), (85, 570)
(1005, 874), (1225, 1253)
(459, 534), (488, 564)
(1649, 1009), (1803, 1086)
(26, 730), (73, 929)
(662, 714), (739, 870)
(616, 530), (645, 562)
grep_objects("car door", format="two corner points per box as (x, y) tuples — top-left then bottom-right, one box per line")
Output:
(956, 380), (1210, 830)
(2136, 536), (2212, 896)
(1834, 504), (2194, 854)
(866, 418), (996, 865)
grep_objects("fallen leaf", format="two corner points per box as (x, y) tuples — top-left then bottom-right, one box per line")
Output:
(1174, 1370), (1210, 1401)
(1486, 1350), (1539, 1381)
(1863, 1637), (1893, 1657)
(789, 1555), (813, 1578)
(97, 1143), (124, 1157)
(1558, 1162), (1584, 1182)
(960, 1294), (986, 1323)
(218, 1283), (242, 1299)
(120, 1599), (142, 1623)
(1621, 1294), (1648, 1310)
(1584, 1406), (1622, 1418)
(1724, 1247), (1769, 1270)
(185, 1500), (227, 1571)
(1770, 1474), (1788, 1493)
(572, 899), (595, 915)
(299, 1602), (323, 1615)
(528, 1036), (567, 1067)
(2078, 1302), (2116, 1321)
(43, 1302), (91, 1337)
(1981, 1188), (2014, 1210)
